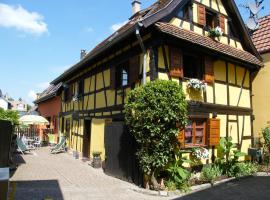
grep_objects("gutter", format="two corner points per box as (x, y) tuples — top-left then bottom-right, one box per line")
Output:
(135, 22), (147, 85)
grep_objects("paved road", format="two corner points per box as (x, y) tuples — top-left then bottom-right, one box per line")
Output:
(10, 147), (166, 200)
(174, 175), (270, 200)
(10, 147), (270, 200)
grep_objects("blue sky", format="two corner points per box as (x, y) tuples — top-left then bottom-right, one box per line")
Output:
(0, 0), (269, 105)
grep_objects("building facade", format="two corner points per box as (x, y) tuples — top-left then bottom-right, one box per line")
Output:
(34, 83), (62, 142)
(252, 15), (270, 142)
(50, 0), (262, 180)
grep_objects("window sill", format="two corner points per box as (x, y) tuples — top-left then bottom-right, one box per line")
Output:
(184, 144), (208, 149)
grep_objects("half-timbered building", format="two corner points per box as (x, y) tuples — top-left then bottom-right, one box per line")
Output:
(51, 0), (263, 182)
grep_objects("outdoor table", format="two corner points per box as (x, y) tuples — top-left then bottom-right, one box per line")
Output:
(0, 168), (9, 200)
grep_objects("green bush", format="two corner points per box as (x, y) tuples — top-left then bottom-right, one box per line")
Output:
(215, 137), (246, 176)
(232, 162), (258, 178)
(125, 80), (188, 188)
(262, 123), (270, 153)
(201, 165), (222, 185)
(166, 150), (191, 191)
(0, 108), (19, 124)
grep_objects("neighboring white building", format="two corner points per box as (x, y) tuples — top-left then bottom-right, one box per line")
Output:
(0, 90), (8, 110)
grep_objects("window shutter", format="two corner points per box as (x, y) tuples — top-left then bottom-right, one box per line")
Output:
(110, 66), (116, 89)
(177, 129), (185, 148)
(219, 15), (225, 33)
(204, 56), (214, 83)
(169, 47), (183, 78)
(207, 118), (220, 146)
(197, 4), (206, 26)
(129, 55), (140, 84)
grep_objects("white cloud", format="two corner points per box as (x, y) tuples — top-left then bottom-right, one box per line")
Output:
(110, 20), (128, 32)
(37, 82), (50, 90)
(0, 3), (48, 35)
(28, 90), (37, 100)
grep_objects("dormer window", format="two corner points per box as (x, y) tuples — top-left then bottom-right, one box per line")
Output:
(206, 10), (218, 30)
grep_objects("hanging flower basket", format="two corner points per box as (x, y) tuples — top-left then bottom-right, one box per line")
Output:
(192, 147), (209, 160)
(72, 93), (82, 102)
(208, 26), (223, 39)
(187, 79), (207, 92)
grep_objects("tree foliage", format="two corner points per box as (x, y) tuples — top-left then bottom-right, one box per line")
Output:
(0, 108), (19, 124)
(125, 80), (188, 180)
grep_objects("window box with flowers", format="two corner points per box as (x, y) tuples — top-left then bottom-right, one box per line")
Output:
(187, 79), (207, 92)
(208, 26), (223, 39)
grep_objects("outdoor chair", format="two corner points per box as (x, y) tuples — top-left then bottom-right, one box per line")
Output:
(50, 137), (66, 154)
(33, 138), (42, 148)
(16, 138), (31, 154)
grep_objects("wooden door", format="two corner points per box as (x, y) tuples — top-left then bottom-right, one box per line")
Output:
(83, 119), (91, 158)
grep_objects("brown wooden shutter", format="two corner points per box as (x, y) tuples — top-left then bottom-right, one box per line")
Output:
(129, 55), (140, 84)
(207, 118), (220, 146)
(169, 47), (183, 78)
(177, 129), (185, 148)
(110, 66), (116, 89)
(197, 4), (206, 26)
(219, 15), (225, 33)
(204, 56), (214, 83)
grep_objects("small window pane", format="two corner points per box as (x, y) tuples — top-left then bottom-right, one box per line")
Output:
(122, 69), (128, 86)
(185, 121), (193, 144)
(195, 121), (204, 144)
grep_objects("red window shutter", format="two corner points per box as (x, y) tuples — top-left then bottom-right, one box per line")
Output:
(219, 15), (225, 33)
(169, 47), (183, 78)
(177, 129), (185, 148)
(197, 4), (206, 26)
(110, 66), (116, 89)
(129, 55), (140, 84)
(207, 118), (220, 146)
(204, 56), (214, 83)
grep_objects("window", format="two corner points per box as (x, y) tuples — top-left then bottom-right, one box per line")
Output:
(177, 4), (190, 21)
(205, 10), (217, 30)
(183, 54), (203, 79)
(184, 119), (206, 147)
(64, 84), (73, 102)
(116, 62), (129, 88)
(77, 80), (84, 96)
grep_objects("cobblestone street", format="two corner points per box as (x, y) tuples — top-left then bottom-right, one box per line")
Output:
(10, 148), (167, 200)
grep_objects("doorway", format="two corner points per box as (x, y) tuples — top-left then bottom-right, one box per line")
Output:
(83, 119), (91, 158)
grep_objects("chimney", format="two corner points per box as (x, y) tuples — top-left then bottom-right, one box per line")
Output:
(80, 49), (87, 60)
(132, 0), (141, 15)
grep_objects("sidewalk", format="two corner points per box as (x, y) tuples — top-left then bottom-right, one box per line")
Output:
(10, 147), (167, 200)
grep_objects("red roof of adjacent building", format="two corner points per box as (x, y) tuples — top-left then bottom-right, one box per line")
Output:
(253, 15), (270, 54)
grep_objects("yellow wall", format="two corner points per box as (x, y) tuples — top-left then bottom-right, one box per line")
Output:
(253, 52), (270, 138)
(90, 119), (105, 160)
(168, 0), (244, 50)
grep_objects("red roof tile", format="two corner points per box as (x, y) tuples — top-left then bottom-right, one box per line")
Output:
(252, 15), (270, 53)
(155, 22), (263, 67)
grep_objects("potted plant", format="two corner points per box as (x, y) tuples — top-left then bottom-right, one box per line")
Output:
(187, 79), (207, 92)
(208, 26), (223, 39)
(92, 151), (102, 168)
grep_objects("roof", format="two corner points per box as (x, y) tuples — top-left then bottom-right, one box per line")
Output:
(252, 15), (270, 54)
(155, 22), (263, 67)
(51, 0), (261, 84)
(34, 82), (62, 104)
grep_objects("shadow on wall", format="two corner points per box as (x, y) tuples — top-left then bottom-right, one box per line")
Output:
(173, 176), (270, 200)
(9, 180), (64, 200)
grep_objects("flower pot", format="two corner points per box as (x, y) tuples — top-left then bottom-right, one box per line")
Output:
(73, 151), (79, 159)
(92, 152), (102, 168)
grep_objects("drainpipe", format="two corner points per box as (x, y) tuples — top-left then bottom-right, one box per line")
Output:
(136, 22), (147, 85)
